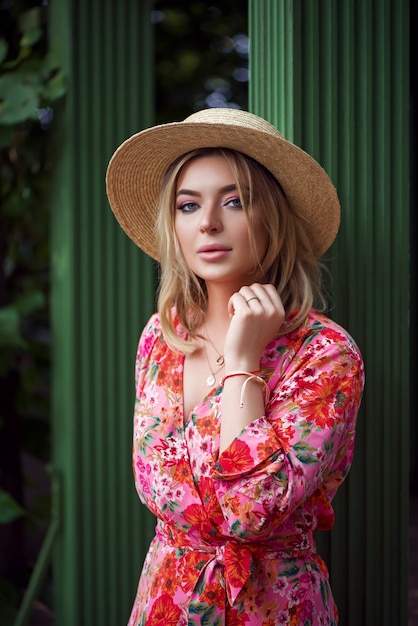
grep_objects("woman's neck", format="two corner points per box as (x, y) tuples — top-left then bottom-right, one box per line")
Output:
(204, 283), (235, 330)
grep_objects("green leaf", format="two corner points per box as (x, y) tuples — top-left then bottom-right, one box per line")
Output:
(39, 50), (61, 79)
(0, 71), (41, 125)
(0, 39), (8, 65)
(0, 307), (25, 348)
(20, 27), (43, 49)
(13, 290), (45, 317)
(43, 70), (67, 101)
(18, 8), (41, 35)
(0, 489), (25, 524)
(0, 126), (12, 150)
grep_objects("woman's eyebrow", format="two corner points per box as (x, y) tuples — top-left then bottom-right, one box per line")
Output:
(176, 184), (237, 197)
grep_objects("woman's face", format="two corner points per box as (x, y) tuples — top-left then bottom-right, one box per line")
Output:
(174, 154), (269, 289)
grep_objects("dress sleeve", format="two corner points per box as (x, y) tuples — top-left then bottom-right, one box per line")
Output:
(134, 313), (161, 392)
(211, 325), (364, 539)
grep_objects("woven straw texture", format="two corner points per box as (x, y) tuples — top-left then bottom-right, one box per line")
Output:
(106, 108), (340, 259)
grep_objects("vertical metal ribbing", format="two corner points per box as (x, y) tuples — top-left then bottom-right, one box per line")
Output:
(249, 0), (296, 138)
(50, 1), (156, 624)
(249, 1), (409, 624)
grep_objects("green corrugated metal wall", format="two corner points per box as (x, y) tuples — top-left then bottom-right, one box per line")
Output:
(48, 1), (410, 625)
(49, 1), (156, 624)
(249, 1), (409, 624)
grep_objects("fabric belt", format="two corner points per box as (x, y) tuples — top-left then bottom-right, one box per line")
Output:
(156, 521), (316, 606)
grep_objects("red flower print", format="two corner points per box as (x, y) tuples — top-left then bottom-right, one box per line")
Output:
(224, 542), (252, 590)
(255, 428), (279, 458)
(154, 437), (186, 465)
(161, 554), (175, 573)
(152, 340), (178, 386)
(225, 606), (247, 625)
(223, 494), (241, 516)
(183, 503), (214, 535)
(172, 459), (195, 488)
(217, 439), (254, 474)
(300, 373), (338, 429)
(259, 422), (293, 455)
(195, 414), (214, 437)
(162, 575), (175, 594)
(320, 326), (345, 343)
(200, 580), (224, 605)
(180, 552), (206, 593)
(147, 594), (182, 625)
(197, 477), (224, 525)
(183, 503), (207, 527)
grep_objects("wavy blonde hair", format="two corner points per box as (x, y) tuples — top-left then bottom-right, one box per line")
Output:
(156, 148), (327, 354)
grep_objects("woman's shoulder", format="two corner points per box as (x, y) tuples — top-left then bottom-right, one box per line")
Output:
(137, 312), (162, 357)
(263, 309), (364, 385)
(275, 309), (363, 364)
(137, 309), (184, 356)
(305, 310), (362, 353)
(142, 311), (162, 334)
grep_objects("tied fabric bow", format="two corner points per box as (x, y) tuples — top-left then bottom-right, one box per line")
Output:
(157, 521), (315, 608)
(157, 522), (262, 606)
(203, 539), (260, 606)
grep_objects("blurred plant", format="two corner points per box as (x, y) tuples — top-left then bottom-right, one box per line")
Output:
(0, 0), (66, 618)
(153, 0), (248, 122)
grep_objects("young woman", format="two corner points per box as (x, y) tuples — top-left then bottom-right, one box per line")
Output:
(106, 108), (364, 626)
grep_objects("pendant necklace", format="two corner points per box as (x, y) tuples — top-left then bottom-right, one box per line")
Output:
(203, 327), (225, 387)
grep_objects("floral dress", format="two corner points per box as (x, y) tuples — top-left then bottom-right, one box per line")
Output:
(128, 310), (364, 626)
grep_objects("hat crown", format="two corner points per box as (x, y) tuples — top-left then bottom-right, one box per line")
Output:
(184, 108), (282, 138)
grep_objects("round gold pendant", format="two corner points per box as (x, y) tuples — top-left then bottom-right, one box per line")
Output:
(216, 356), (225, 366)
(206, 374), (215, 387)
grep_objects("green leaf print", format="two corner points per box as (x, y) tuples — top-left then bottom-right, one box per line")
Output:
(335, 389), (347, 408)
(293, 441), (318, 465)
(280, 562), (300, 577)
(320, 578), (330, 606)
(188, 603), (216, 624)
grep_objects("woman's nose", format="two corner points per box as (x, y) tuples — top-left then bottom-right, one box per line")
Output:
(199, 205), (223, 233)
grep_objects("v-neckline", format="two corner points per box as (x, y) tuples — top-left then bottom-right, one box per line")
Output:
(179, 351), (221, 426)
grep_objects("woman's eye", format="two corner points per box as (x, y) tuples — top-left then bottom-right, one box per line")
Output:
(225, 197), (243, 209)
(177, 201), (199, 213)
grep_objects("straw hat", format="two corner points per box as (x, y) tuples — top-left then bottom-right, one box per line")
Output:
(106, 108), (340, 259)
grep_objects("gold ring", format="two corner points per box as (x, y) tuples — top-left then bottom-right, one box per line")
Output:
(246, 296), (260, 304)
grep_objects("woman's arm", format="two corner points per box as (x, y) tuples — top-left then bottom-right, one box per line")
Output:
(213, 321), (364, 539)
(220, 283), (285, 451)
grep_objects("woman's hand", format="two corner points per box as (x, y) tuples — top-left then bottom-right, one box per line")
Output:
(224, 283), (285, 372)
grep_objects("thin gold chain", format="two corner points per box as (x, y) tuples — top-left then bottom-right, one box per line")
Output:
(202, 340), (224, 387)
(204, 326), (225, 366)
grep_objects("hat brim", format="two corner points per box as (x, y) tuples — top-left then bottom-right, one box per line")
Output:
(106, 117), (340, 259)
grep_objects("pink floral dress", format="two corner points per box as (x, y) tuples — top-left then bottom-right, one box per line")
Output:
(128, 310), (364, 626)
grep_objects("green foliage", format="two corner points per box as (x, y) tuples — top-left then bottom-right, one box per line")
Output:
(0, 577), (19, 625)
(0, 489), (25, 524)
(0, 0), (63, 444)
(0, 7), (66, 125)
(154, 0), (248, 122)
(0, 0), (66, 604)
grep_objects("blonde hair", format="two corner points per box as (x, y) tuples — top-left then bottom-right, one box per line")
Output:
(156, 148), (327, 354)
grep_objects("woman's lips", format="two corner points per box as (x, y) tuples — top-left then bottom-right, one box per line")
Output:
(197, 244), (231, 261)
